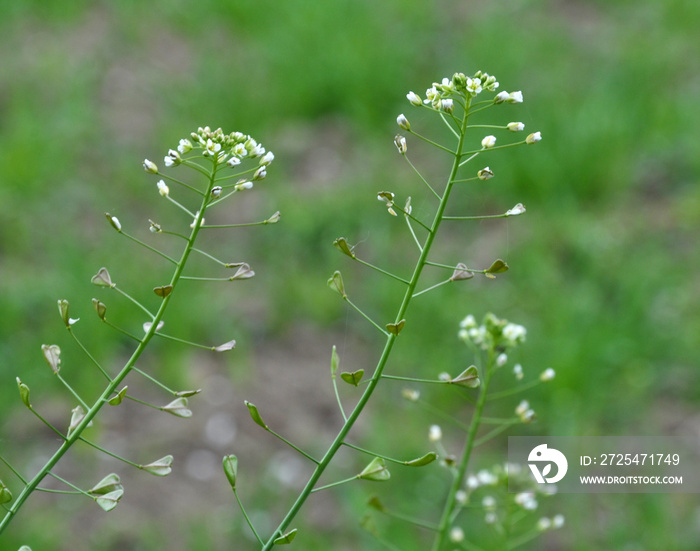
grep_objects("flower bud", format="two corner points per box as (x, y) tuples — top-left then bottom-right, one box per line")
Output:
(234, 181), (253, 191)
(428, 424), (442, 442)
(540, 368), (556, 381)
(178, 139), (192, 154)
(537, 517), (552, 531)
(506, 203), (526, 216)
(477, 167), (494, 180)
(227, 156), (241, 167)
(440, 99), (454, 113)
(157, 180), (169, 197)
(401, 388), (420, 402)
(508, 91), (524, 103)
(507, 121), (525, 132)
(105, 213), (122, 232)
(396, 114), (411, 130)
(211, 186), (222, 198)
(513, 363), (524, 380)
(526, 131), (542, 144)
(259, 151), (275, 166)
(253, 167), (267, 180)
(406, 91), (422, 106)
(450, 527), (465, 543)
(143, 159), (158, 174)
(496, 353), (508, 367)
(481, 135), (496, 149)
(494, 91), (509, 103)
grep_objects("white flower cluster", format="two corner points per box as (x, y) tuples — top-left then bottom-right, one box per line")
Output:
(144, 126), (274, 177)
(458, 313), (527, 352)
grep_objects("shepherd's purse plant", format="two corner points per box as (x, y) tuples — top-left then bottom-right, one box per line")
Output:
(1, 69), (562, 550)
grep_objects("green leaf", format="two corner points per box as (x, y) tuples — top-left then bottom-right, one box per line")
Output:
(273, 528), (298, 545)
(333, 237), (355, 259)
(386, 319), (405, 335)
(223, 455), (238, 490)
(108, 386), (128, 406)
(94, 489), (123, 512)
(452, 365), (480, 388)
(330, 345), (339, 377)
(340, 369), (364, 387)
(245, 401), (268, 429)
(358, 457), (391, 481)
(405, 451), (438, 467)
(486, 259), (509, 274)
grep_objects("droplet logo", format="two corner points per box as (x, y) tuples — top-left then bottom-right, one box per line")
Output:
(528, 444), (568, 484)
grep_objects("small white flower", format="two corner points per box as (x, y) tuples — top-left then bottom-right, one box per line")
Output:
(482, 495), (496, 510)
(477, 167), (494, 180)
(477, 469), (497, 485)
(449, 527), (464, 543)
(143, 159), (158, 174)
(396, 114), (411, 130)
(204, 139), (222, 157)
(508, 91), (524, 104)
(515, 400), (530, 417)
(227, 156), (242, 167)
(466, 475), (479, 489)
(234, 181), (254, 191)
(494, 91), (510, 104)
(507, 121), (525, 132)
(552, 514), (565, 529)
(428, 424), (442, 442)
(424, 86), (438, 104)
(253, 167), (267, 180)
(513, 363), (524, 380)
(177, 139), (192, 154)
(110, 216), (121, 231)
(440, 99), (454, 113)
(164, 149), (181, 167)
(484, 512), (498, 524)
(156, 180), (169, 197)
(246, 138), (265, 157)
(506, 203), (526, 216)
(481, 135), (497, 149)
(233, 143), (247, 157)
(406, 91), (422, 106)
(526, 131), (542, 144)
(466, 77), (482, 95)
(503, 323), (527, 343)
(260, 151), (275, 166)
(401, 388), (420, 402)
(460, 314), (477, 329)
(514, 491), (538, 510)
(438, 372), (451, 382)
(190, 211), (204, 228)
(537, 517), (552, 531)
(455, 489), (468, 505)
(496, 353), (508, 367)
(540, 368), (556, 381)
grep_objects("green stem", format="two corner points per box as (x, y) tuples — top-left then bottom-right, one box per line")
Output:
(0, 455), (27, 485)
(67, 328), (112, 382)
(355, 257), (410, 285)
(0, 159), (220, 536)
(260, 96), (473, 551)
(430, 352), (493, 551)
(234, 489), (264, 545)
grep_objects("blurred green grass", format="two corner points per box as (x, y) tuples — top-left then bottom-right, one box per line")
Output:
(1, 0), (699, 549)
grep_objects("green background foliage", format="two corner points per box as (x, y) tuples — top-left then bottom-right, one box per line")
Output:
(1, 1), (699, 549)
